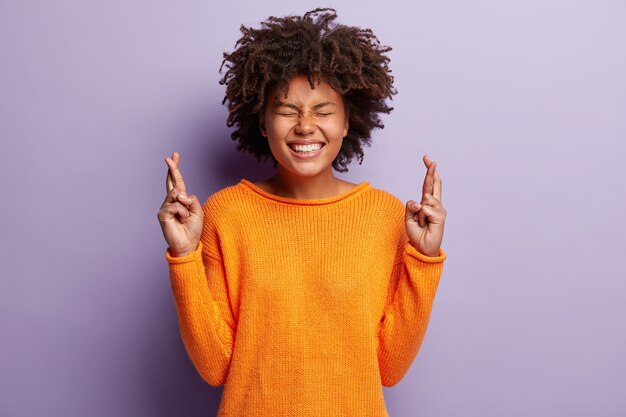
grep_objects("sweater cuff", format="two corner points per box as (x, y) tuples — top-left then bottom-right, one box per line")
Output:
(165, 241), (203, 264)
(405, 242), (446, 263)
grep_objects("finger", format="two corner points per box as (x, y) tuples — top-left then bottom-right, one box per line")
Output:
(166, 152), (181, 193)
(421, 156), (436, 199)
(418, 156), (435, 228)
(418, 210), (427, 228)
(405, 200), (425, 226)
(417, 197), (437, 228)
(422, 193), (442, 208)
(166, 170), (174, 193)
(433, 169), (442, 203)
(419, 204), (445, 225)
(162, 186), (187, 206)
(184, 194), (203, 216)
(165, 152), (187, 194)
(414, 204), (424, 227)
(157, 201), (190, 223)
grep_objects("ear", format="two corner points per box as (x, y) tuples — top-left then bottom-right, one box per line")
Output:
(342, 108), (350, 138)
(259, 113), (267, 137)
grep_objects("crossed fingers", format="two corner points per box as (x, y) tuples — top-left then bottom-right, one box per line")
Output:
(421, 155), (442, 206)
(414, 155), (443, 228)
(165, 152), (187, 194)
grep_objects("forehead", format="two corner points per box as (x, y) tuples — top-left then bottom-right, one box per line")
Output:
(270, 74), (343, 105)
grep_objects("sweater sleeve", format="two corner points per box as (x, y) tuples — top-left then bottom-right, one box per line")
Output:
(376, 223), (446, 387)
(165, 201), (236, 387)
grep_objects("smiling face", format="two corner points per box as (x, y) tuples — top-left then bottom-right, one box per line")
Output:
(259, 74), (349, 179)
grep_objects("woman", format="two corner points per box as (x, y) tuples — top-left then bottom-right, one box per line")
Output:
(157, 8), (446, 416)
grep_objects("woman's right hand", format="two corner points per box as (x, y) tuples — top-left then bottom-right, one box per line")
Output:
(157, 152), (204, 257)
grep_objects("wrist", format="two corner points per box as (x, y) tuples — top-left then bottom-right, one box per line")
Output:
(169, 244), (198, 258)
(409, 241), (439, 257)
(170, 250), (191, 258)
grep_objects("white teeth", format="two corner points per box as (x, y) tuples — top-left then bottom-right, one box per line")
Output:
(291, 143), (323, 152)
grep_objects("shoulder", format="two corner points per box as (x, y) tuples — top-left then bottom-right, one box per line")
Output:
(202, 181), (248, 216)
(359, 185), (406, 243)
(197, 182), (251, 238)
(355, 183), (406, 228)
(365, 184), (405, 213)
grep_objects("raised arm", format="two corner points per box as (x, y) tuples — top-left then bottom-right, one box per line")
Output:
(158, 152), (236, 386)
(377, 155), (447, 386)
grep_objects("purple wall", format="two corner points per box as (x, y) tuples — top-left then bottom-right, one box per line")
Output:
(1, 1), (625, 416)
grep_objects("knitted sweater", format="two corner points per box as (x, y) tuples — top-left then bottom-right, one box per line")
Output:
(165, 179), (447, 417)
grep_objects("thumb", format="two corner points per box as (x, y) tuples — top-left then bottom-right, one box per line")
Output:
(177, 193), (203, 216)
(405, 200), (422, 222)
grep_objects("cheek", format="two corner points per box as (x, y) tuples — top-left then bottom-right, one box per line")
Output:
(320, 120), (347, 141)
(266, 118), (294, 138)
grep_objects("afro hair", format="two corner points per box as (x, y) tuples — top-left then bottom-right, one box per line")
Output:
(218, 7), (397, 172)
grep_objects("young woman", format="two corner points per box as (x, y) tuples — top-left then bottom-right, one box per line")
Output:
(157, 8), (446, 416)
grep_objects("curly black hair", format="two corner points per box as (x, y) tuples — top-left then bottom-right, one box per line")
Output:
(218, 7), (397, 172)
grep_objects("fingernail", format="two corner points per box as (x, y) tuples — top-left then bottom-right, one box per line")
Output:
(180, 192), (188, 199)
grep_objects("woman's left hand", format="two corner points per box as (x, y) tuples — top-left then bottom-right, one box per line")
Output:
(405, 155), (446, 256)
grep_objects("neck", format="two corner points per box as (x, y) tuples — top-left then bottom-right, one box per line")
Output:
(268, 167), (344, 200)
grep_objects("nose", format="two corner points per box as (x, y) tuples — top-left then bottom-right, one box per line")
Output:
(294, 113), (316, 136)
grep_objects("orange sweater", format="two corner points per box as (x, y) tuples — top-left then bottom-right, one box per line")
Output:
(165, 179), (446, 416)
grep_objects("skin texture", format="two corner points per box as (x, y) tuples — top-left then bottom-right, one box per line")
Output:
(256, 74), (353, 200)
(157, 152), (203, 258)
(157, 76), (446, 257)
(405, 156), (446, 257)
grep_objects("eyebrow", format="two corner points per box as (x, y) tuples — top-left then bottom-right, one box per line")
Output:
(275, 101), (336, 110)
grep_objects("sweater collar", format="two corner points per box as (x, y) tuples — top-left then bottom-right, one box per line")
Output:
(239, 179), (371, 206)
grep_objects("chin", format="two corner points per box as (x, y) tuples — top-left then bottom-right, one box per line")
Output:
(277, 160), (330, 178)
(287, 166), (327, 178)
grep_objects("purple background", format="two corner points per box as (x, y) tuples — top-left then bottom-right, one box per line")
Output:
(1, 1), (625, 416)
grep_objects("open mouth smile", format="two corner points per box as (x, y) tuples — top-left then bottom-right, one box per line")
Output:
(287, 143), (325, 159)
